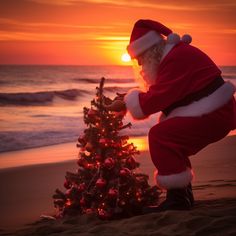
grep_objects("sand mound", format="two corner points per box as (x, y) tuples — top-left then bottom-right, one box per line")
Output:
(1, 198), (235, 236)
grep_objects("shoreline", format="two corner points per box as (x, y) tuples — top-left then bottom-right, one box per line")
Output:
(0, 142), (78, 170)
(0, 133), (235, 170)
(0, 136), (148, 170)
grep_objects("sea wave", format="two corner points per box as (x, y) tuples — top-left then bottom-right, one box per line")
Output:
(0, 89), (88, 105)
(72, 78), (134, 84)
(223, 75), (236, 79)
(104, 86), (137, 93)
(72, 78), (100, 83)
(0, 126), (148, 153)
(0, 130), (80, 153)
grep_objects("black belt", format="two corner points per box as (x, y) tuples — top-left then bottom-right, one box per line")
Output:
(163, 76), (225, 116)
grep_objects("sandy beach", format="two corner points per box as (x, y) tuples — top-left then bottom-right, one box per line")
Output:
(0, 135), (235, 235)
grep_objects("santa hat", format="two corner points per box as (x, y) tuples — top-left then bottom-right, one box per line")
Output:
(127, 19), (192, 58)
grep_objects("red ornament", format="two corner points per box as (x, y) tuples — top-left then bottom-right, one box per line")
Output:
(64, 180), (71, 189)
(66, 199), (72, 206)
(95, 154), (102, 161)
(88, 108), (98, 117)
(104, 158), (115, 169)
(119, 168), (131, 178)
(108, 188), (118, 199)
(118, 199), (126, 207)
(78, 183), (86, 192)
(65, 188), (72, 197)
(96, 178), (107, 188)
(111, 142), (121, 148)
(99, 138), (110, 147)
(77, 158), (88, 168)
(85, 142), (93, 151)
(85, 208), (94, 214)
(126, 157), (137, 169)
(98, 208), (112, 220)
(80, 197), (86, 206)
(136, 188), (143, 198)
(87, 163), (95, 170)
(118, 151), (123, 157)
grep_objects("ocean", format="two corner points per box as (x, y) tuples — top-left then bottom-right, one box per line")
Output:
(0, 65), (236, 153)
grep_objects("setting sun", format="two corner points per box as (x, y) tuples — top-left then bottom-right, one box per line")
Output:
(121, 53), (131, 63)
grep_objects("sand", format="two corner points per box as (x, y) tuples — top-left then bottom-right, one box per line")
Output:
(0, 135), (236, 235)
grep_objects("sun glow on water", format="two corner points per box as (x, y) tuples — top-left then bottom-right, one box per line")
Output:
(129, 136), (148, 151)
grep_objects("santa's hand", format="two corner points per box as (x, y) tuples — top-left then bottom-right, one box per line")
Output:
(104, 100), (126, 112)
(114, 93), (126, 101)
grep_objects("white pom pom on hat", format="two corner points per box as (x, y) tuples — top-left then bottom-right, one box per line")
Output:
(127, 19), (192, 58)
(167, 33), (192, 45)
(181, 34), (192, 44)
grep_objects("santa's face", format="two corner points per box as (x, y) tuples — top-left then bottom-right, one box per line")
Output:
(136, 55), (145, 66)
(136, 49), (160, 87)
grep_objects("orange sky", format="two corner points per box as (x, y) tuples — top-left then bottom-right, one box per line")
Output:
(0, 0), (235, 65)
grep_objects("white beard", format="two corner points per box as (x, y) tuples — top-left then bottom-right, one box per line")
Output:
(140, 60), (159, 88)
(133, 43), (164, 91)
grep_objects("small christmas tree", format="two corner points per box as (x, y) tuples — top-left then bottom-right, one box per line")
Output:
(53, 77), (160, 219)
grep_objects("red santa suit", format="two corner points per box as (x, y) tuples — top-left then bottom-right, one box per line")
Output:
(125, 20), (236, 190)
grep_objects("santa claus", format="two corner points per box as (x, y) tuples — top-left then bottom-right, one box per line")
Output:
(106, 19), (236, 212)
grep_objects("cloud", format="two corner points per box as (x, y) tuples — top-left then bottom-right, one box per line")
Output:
(95, 36), (129, 41)
(0, 30), (87, 41)
(26, 0), (75, 5)
(0, 17), (116, 36)
(1, 16), (235, 44)
(0, 26), (129, 42)
(168, 23), (194, 30)
(27, 0), (195, 10)
(27, 0), (236, 11)
(0, 16), (132, 43)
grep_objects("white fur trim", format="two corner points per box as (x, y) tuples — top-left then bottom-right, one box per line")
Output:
(160, 43), (175, 62)
(155, 168), (193, 189)
(124, 88), (147, 119)
(158, 112), (167, 122)
(127, 31), (162, 58)
(164, 82), (235, 121)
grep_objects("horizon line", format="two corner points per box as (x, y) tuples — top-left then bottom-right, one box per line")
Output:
(0, 64), (235, 67)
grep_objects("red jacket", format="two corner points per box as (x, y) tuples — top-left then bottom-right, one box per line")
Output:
(139, 42), (221, 116)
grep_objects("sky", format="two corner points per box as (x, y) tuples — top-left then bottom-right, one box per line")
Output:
(0, 0), (235, 65)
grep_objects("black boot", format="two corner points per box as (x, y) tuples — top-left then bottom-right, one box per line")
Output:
(143, 184), (194, 214)
(187, 183), (194, 207)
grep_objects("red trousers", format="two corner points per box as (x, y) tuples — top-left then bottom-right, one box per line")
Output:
(148, 99), (236, 176)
